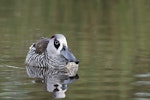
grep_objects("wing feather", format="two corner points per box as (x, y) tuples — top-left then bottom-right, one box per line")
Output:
(34, 38), (49, 54)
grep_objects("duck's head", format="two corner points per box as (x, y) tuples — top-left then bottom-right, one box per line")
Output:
(46, 34), (79, 64)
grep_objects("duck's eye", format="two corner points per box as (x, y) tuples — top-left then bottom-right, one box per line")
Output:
(54, 39), (60, 49)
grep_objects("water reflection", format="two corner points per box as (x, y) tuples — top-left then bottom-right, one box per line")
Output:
(45, 74), (79, 98)
(26, 66), (79, 99)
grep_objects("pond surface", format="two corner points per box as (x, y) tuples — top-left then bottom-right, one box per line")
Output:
(0, 0), (150, 100)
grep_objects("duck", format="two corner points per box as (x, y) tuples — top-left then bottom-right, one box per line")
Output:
(25, 34), (79, 79)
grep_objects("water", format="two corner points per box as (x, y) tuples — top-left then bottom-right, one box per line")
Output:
(0, 0), (150, 100)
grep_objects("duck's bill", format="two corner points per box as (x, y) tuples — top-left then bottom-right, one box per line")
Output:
(61, 46), (79, 64)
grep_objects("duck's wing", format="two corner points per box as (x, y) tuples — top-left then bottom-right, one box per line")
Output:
(34, 38), (49, 54)
(25, 38), (49, 79)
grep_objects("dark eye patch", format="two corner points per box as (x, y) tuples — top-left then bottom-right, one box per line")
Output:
(54, 39), (60, 49)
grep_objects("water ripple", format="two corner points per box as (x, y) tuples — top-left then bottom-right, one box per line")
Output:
(134, 81), (150, 86)
(135, 92), (150, 97)
(135, 73), (150, 78)
(0, 64), (24, 69)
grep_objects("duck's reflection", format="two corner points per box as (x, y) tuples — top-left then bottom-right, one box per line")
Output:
(26, 63), (79, 98)
(44, 74), (79, 98)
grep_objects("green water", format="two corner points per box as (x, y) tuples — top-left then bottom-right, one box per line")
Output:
(0, 0), (150, 100)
